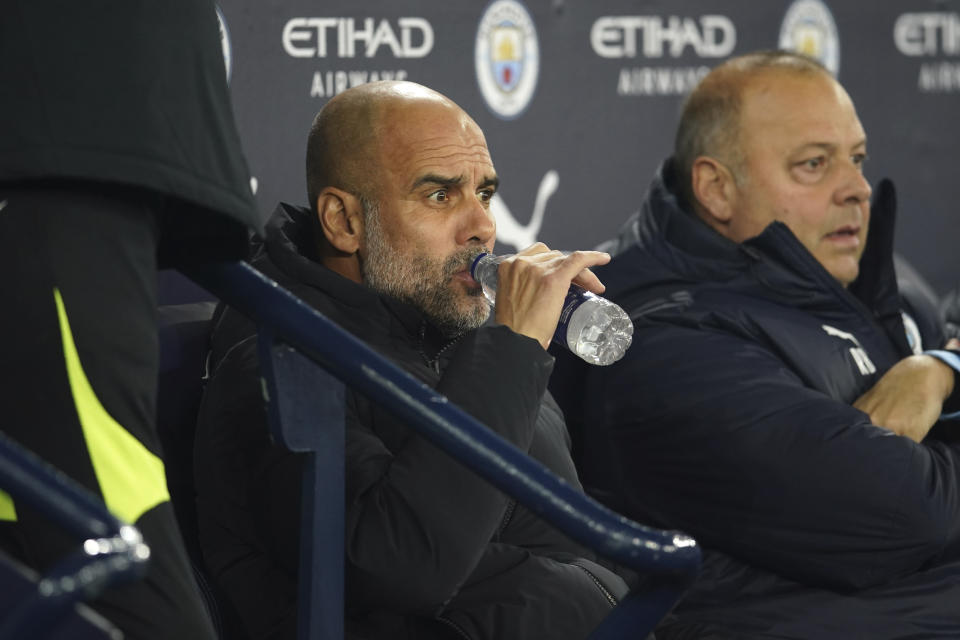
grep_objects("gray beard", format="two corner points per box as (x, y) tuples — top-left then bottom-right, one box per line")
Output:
(360, 204), (490, 337)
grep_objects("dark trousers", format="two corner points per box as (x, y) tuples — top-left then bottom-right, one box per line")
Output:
(0, 182), (215, 639)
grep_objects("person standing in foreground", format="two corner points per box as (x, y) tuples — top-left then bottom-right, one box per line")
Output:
(194, 80), (631, 639)
(554, 51), (960, 639)
(0, 2), (260, 637)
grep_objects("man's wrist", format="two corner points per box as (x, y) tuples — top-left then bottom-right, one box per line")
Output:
(924, 350), (960, 418)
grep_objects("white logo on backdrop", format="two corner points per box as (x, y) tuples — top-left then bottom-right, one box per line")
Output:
(894, 13), (960, 92)
(779, 0), (840, 76)
(491, 170), (558, 251)
(282, 17), (433, 58)
(894, 13), (960, 56)
(590, 15), (736, 59)
(591, 15), (733, 96)
(282, 17), (429, 97)
(309, 70), (409, 98)
(475, 0), (540, 120)
(216, 5), (232, 83)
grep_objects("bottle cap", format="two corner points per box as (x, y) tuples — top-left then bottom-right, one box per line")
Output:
(470, 252), (492, 279)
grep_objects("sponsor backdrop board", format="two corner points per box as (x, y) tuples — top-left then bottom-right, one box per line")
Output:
(208, 0), (960, 297)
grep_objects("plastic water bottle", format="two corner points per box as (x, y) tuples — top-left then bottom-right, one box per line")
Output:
(470, 253), (634, 366)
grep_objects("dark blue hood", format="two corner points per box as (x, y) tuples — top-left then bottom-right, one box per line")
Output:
(596, 159), (906, 348)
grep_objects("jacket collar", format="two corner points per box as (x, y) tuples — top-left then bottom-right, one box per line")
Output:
(261, 202), (429, 341)
(616, 159), (900, 314)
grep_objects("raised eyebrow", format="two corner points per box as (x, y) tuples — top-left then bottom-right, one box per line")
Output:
(412, 174), (465, 191)
(411, 174), (500, 192)
(479, 176), (499, 192)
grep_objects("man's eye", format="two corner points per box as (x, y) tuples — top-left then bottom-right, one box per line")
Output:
(428, 190), (448, 202)
(477, 189), (494, 203)
(802, 157), (825, 171)
(852, 153), (868, 169)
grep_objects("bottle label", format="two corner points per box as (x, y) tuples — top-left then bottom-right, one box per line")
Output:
(553, 288), (588, 346)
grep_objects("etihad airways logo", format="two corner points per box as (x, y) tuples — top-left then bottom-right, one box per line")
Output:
(894, 13), (960, 92)
(591, 15), (734, 97)
(282, 17), (434, 58)
(894, 13), (960, 56)
(590, 15), (736, 59)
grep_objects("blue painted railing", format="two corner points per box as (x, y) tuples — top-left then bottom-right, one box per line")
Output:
(0, 257), (700, 639)
(183, 260), (701, 640)
(0, 432), (148, 639)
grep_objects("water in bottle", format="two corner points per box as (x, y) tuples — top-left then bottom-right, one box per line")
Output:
(470, 253), (633, 366)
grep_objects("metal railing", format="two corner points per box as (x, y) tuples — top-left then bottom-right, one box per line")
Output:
(0, 258), (700, 639)
(183, 260), (702, 640)
(0, 432), (148, 639)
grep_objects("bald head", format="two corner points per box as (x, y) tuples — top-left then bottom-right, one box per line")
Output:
(306, 81), (497, 331)
(674, 50), (831, 211)
(305, 81), (461, 213)
(305, 81), (494, 291)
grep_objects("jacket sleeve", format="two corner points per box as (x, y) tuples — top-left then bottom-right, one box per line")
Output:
(344, 324), (556, 613)
(897, 273), (960, 417)
(591, 320), (960, 591)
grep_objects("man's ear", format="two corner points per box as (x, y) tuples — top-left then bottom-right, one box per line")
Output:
(316, 187), (364, 254)
(691, 156), (736, 226)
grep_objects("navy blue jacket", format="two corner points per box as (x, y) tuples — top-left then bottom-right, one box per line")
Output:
(552, 160), (960, 639)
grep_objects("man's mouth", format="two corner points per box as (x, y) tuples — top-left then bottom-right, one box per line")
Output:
(452, 268), (479, 286)
(449, 250), (489, 287)
(824, 225), (861, 245)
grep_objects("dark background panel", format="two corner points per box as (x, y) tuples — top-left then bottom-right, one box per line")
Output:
(197, 0), (959, 301)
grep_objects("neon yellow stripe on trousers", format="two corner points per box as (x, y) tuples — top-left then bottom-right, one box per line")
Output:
(0, 490), (15, 521)
(54, 288), (169, 525)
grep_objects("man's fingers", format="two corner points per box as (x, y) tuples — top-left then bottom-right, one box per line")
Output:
(558, 250), (610, 276)
(571, 268), (605, 294)
(493, 246), (612, 349)
(562, 251), (610, 294)
(946, 338), (960, 350)
(515, 242), (551, 257)
(505, 246), (610, 294)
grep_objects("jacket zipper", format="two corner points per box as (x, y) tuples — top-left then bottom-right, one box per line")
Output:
(573, 563), (619, 609)
(495, 499), (517, 539)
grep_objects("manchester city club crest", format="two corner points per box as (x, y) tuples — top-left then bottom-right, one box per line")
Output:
(779, 0), (840, 76)
(492, 24), (523, 92)
(475, 0), (539, 119)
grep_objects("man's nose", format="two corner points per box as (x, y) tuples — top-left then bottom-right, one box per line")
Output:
(458, 195), (496, 246)
(836, 164), (872, 206)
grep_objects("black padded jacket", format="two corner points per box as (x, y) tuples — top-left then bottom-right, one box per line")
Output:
(194, 202), (628, 640)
